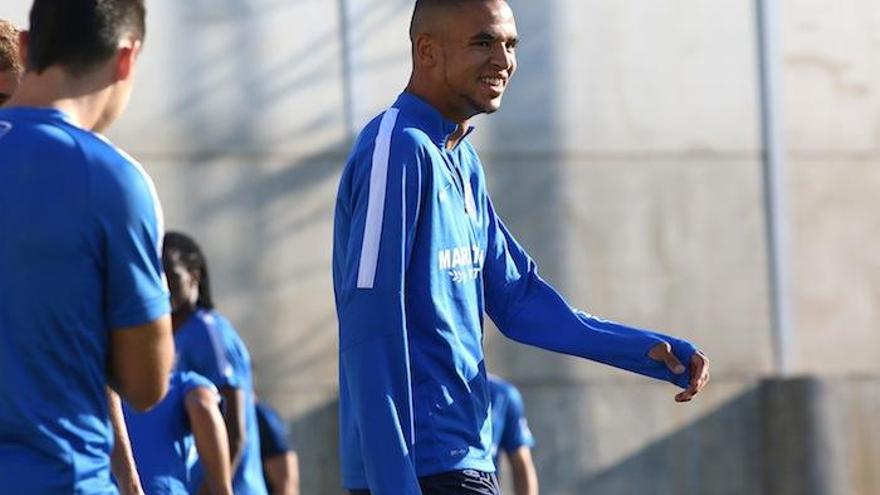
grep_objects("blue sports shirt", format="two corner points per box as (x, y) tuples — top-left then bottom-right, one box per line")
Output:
(332, 93), (699, 494)
(0, 107), (170, 494)
(124, 371), (218, 495)
(256, 401), (294, 493)
(256, 402), (293, 459)
(488, 375), (535, 469)
(174, 309), (267, 495)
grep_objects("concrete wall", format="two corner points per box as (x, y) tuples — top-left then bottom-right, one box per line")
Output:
(2, 0), (879, 493)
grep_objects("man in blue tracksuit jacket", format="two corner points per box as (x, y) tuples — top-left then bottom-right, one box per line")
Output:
(332, 1), (711, 494)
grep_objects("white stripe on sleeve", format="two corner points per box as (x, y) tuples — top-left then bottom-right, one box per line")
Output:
(357, 108), (400, 289)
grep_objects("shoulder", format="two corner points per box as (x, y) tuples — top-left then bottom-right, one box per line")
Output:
(205, 310), (251, 360)
(206, 311), (245, 345)
(176, 310), (224, 351)
(351, 109), (434, 167)
(83, 133), (158, 201)
(0, 111), (90, 173)
(489, 375), (522, 402)
(256, 402), (283, 425)
(179, 370), (218, 395)
(180, 310), (213, 336)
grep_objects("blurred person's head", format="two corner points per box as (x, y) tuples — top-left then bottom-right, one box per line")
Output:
(0, 20), (23, 105)
(8, 0), (146, 132)
(162, 232), (215, 323)
(407, 0), (518, 124)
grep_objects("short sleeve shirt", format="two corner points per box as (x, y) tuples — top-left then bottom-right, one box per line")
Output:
(488, 376), (535, 468)
(174, 309), (267, 495)
(124, 372), (218, 495)
(0, 107), (169, 493)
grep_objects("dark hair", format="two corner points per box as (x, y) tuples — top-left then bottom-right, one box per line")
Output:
(27, 0), (146, 75)
(163, 231), (215, 310)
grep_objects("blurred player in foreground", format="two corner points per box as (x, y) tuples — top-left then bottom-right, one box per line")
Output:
(0, 14), (148, 495)
(0, 0), (174, 492)
(163, 231), (268, 495)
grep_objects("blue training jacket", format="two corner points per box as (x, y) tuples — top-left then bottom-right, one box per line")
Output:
(332, 92), (698, 494)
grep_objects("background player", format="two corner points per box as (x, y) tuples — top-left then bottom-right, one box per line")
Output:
(256, 400), (301, 495)
(488, 375), (538, 495)
(163, 231), (268, 495)
(124, 371), (233, 495)
(0, 0), (174, 492)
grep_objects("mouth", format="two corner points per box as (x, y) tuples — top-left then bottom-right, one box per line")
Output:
(479, 75), (507, 94)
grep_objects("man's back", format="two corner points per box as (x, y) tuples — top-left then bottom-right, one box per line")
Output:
(0, 107), (169, 492)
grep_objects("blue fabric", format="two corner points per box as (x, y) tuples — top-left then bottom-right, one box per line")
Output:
(174, 309), (266, 495)
(256, 402), (292, 458)
(124, 372), (217, 495)
(488, 376), (534, 468)
(333, 92), (699, 494)
(256, 402), (293, 494)
(0, 107), (169, 494)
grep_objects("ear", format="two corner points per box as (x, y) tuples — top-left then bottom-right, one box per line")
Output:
(17, 30), (28, 69)
(413, 33), (439, 68)
(114, 39), (142, 81)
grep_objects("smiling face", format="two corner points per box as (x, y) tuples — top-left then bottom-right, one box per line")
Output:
(415, 0), (518, 122)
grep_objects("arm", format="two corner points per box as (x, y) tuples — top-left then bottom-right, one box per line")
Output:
(334, 119), (424, 494)
(497, 383), (537, 495)
(110, 316), (174, 411)
(107, 388), (145, 495)
(96, 154), (174, 410)
(187, 386), (233, 495)
(507, 447), (538, 495)
(256, 403), (299, 495)
(219, 386), (247, 473)
(482, 198), (700, 390)
(263, 452), (299, 495)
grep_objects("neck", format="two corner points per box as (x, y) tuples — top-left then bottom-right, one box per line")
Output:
(171, 306), (196, 332)
(406, 75), (471, 150)
(5, 67), (112, 131)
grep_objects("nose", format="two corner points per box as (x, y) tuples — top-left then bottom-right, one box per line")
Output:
(490, 44), (515, 72)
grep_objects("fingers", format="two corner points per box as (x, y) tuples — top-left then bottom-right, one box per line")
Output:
(648, 342), (686, 375)
(676, 352), (710, 403)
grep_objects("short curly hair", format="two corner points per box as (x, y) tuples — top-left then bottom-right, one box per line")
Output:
(0, 19), (22, 77)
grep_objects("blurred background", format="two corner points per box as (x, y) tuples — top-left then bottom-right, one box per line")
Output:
(3, 0), (880, 493)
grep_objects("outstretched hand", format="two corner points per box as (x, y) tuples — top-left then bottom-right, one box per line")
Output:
(648, 342), (710, 402)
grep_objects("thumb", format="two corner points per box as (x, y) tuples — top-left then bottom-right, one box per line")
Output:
(649, 342), (686, 375)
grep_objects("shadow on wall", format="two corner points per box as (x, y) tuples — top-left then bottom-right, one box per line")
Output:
(292, 397), (345, 495)
(158, 0), (348, 392)
(567, 385), (763, 495)
(523, 377), (880, 495)
(289, 383), (764, 495)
